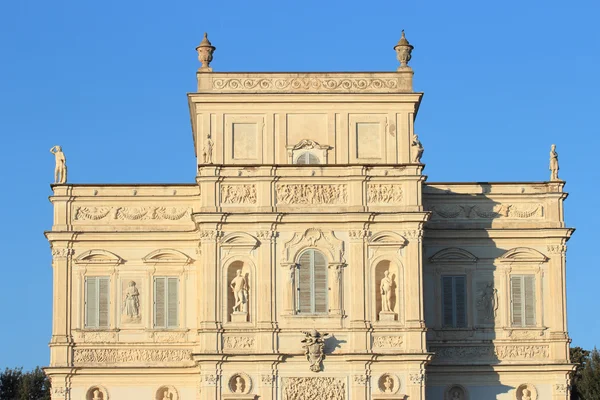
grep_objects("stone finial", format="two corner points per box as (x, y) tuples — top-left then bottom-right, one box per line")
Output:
(549, 144), (560, 181)
(394, 30), (414, 70)
(196, 32), (216, 72)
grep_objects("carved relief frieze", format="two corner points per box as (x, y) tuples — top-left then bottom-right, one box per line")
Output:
(151, 331), (187, 343)
(256, 230), (276, 241)
(212, 76), (408, 93)
(281, 377), (345, 400)
(430, 345), (549, 361)
(74, 206), (191, 222)
(221, 184), (257, 204)
(77, 331), (118, 343)
(73, 348), (192, 365)
(276, 184), (347, 205)
(367, 184), (403, 204)
(200, 229), (222, 242)
(223, 335), (255, 351)
(372, 335), (404, 349)
(201, 373), (219, 386)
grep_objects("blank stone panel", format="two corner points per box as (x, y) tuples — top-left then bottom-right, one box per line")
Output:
(356, 122), (381, 159)
(232, 123), (257, 160)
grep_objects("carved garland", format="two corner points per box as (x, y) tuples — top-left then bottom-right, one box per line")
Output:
(74, 206), (191, 221)
(428, 204), (543, 219)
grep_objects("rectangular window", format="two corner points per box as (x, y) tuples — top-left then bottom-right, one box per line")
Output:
(297, 250), (328, 314)
(154, 277), (179, 328)
(511, 275), (536, 327)
(441, 276), (467, 328)
(85, 276), (110, 328)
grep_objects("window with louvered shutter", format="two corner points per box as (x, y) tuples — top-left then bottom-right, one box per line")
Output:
(294, 152), (321, 165)
(296, 250), (328, 314)
(85, 276), (110, 328)
(441, 275), (467, 328)
(511, 275), (536, 327)
(154, 277), (179, 329)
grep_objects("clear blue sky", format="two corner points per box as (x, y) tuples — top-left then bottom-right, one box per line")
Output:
(0, 0), (598, 370)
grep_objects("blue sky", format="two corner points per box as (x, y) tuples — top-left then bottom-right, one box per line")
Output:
(0, 0), (598, 370)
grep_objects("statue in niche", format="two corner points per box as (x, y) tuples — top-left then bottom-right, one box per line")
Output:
(522, 388), (532, 400)
(451, 389), (462, 400)
(383, 376), (393, 393)
(550, 144), (560, 181)
(123, 281), (140, 320)
(203, 135), (214, 164)
(235, 376), (244, 393)
(301, 329), (330, 372)
(477, 282), (498, 322)
(230, 269), (249, 314)
(411, 133), (424, 163)
(50, 145), (68, 184)
(92, 389), (102, 400)
(380, 270), (394, 312)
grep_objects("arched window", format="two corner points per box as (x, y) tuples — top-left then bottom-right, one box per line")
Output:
(294, 152), (321, 165)
(297, 249), (328, 314)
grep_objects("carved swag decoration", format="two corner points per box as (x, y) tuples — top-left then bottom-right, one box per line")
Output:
(301, 329), (330, 372)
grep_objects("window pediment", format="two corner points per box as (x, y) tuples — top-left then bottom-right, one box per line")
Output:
(369, 231), (408, 248)
(430, 248), (477, 263)
(498, 247), (548, 263)
(282, 228), (344, 264)
(75, 249), (123, 265)
(286, 139), (331, 164)
(143, 249), (192, 264)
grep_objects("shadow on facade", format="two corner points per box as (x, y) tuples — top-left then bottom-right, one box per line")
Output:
(424, 184), (514, 399)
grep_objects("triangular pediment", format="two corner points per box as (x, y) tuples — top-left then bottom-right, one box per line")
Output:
(142, 249), (192, 264)
(498, 247), (548, 263)
(75, 249), (123, 265)
(430, 248), (477, 263)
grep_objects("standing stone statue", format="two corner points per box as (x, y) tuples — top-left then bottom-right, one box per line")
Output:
(203, 136), (214, 164)
(230, 269), (248, 314)
(50, 145), (67, 184)
(123, 281), (140, 320)
(550, 144), (560, 181)
(380, 270), (393, 312)
(411, 134), (424, 163)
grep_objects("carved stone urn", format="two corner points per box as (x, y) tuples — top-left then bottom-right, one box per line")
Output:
(394, 30), (414, 70)
(196, 32), (216, 72)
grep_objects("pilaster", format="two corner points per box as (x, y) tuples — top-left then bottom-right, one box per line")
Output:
(49, 245), (74, 367)
(348, 228), (370, 352)
(198, 229), (222, 352)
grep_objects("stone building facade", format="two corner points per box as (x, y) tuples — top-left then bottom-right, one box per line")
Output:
(45, 34), (574, 400)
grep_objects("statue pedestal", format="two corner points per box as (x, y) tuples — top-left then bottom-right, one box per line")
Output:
(231, 311), (248, 323)
(379, 311), (396, 322)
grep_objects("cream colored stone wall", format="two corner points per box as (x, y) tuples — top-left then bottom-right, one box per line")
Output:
(45, 65), (573, 400)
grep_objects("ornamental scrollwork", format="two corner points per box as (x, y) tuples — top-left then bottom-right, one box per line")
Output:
(212, 76), (408, 93)
(301, 329), (329, 372)
(51, 248), (74, 258)
(547, 244), (567, 254)
(276, 184), (347, 205)
(348, 229), (370, 241)
(409, 372), (425, 385)
(261, 374), (275, 386)
(199, 229), (222, 242)
(353, 374), (368, 386)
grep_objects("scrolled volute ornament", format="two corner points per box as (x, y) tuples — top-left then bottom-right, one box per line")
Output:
(394, 30), (414, 70)
(196, 32), (216, 72)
